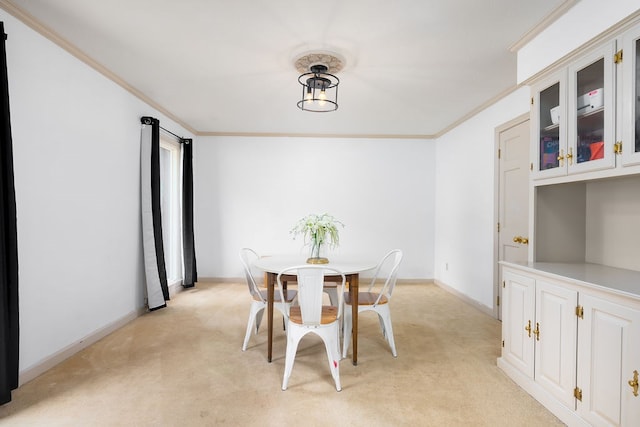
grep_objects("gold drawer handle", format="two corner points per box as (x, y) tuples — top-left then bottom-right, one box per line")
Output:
(557, 149), (565, 167)
(525, 320), (532, 337)
(533, 322), (540, 341)
(513, 236), (529, 245)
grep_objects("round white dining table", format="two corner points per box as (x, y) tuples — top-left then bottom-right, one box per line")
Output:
(253, 255), (377, 365)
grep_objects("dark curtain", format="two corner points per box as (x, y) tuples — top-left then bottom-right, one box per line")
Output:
(0, 22), (19, 405)
(140, 116), (169, 310)
(181, 139), (197, 288)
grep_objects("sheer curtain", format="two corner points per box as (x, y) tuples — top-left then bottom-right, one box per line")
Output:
(0, 22), (19, 405)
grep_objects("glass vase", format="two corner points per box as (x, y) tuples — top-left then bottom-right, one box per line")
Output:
(307, 240), (329, 264)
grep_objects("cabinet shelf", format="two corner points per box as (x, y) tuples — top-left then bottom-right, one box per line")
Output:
(577, 106), (604, 119)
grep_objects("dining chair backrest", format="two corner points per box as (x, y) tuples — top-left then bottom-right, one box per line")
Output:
(367, 249), (403, 305)
(277, 265), (345, 326)
(239, 248), (264, 302)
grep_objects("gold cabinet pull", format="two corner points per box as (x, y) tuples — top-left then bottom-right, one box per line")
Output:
(566, 148), (573, 165)
(513, 236), (529, 245)
(629, 370), (639, 397)
(525, 320), (532, 337)
(533, 322), (540, 341)
(557, 149), (565, 167)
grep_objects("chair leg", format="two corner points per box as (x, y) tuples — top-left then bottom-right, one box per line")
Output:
(255, 307), (264, 334)
(342, 307), (352, 359)
(320, 329), (342, 392)
(378, 314), (386, 339)
(378, 306), (397, 357)
(243, 303), (264, 351)
(282, 327), (303, 391)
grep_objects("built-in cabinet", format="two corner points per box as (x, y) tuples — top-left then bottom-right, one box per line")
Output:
(499, 264), (640, 427)
(531, 24), (640, 182)
(500, 15), (640, 427)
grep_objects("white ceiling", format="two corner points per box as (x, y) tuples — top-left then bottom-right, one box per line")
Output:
(5, 0), (571, 137)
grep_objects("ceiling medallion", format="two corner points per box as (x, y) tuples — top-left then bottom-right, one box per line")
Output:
(294, 52), (344, 112)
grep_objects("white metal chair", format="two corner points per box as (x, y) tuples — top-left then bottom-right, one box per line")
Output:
(277, 265), (346, 391)
(342, 249), (403, 358)
(240, 248), (297, 351)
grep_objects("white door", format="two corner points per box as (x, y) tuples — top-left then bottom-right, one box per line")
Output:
(497, 117), (530, 319)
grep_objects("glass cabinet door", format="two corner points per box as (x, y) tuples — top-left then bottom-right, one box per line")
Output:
(567, 42), (616, 174)
(621, 24), (640, 166)
(532, 74), (566, 180)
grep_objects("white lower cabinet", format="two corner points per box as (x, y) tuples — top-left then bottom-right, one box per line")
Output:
(499, 264), (640, 426)
(502, 270), (578, 409)
(577, 293), (640, 426)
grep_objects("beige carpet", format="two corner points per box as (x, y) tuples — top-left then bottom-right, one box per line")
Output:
(0, 281), (563, 426)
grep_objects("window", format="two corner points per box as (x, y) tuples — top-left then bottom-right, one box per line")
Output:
(159, 136), (183, 286)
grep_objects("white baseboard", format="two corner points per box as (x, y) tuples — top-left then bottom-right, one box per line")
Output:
(197, 277), (434, 285)
(19, 307), (146, 386)
(497, 358), (589, 427)
(434, 279), (495, 318)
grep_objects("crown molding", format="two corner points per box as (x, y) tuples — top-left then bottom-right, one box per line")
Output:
(434, 84), (523, 138)
(196, 131), (435, 140)
(509, 0), (578, 53)
(0, 0), (198, 135)
(522, 7), (640, 87)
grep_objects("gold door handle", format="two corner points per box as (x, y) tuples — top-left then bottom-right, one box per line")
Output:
(566, 148), (573, 165)
(557, 149), (565, 167)
(513, 236), (529, 245)
(629, 370), (639, 397)
(525, 320), (532, 337)
(533, 322), (540, 341)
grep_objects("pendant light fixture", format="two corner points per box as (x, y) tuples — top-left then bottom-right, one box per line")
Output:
(295, 52), (343, 112)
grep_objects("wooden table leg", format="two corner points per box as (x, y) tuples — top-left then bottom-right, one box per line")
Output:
(266, 272), (274, 363)
(349, 273), (359, 365)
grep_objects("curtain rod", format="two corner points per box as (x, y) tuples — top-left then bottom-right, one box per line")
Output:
(160, 126), (186, 143)
(141, 116), (191, 144)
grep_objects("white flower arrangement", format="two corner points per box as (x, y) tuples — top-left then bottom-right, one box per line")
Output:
(290, 213), (344, 259)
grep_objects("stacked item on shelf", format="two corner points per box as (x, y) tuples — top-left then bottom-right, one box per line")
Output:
(540, 136), (559, 169)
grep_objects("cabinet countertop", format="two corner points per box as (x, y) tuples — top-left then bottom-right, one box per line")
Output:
(500, 261), (640, 299)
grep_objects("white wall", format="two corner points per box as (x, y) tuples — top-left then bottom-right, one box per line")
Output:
(3, 11), (193, 376)
(518, 0), (640, 83)
(193, 136), (435, 279)
(434, 87), (531, 310)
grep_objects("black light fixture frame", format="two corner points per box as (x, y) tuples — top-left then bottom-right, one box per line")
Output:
(297, 64), (339, 112)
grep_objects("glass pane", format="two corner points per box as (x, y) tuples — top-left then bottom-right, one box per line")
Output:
(539, 82), (560, 171)
(575, 58), (604, 163)
(635, 39), (640, 153)
(159, 146), (178, 281)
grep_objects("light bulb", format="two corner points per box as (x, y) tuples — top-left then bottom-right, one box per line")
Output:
(304, 88), (313, 102)
(318, 89), (327, 106)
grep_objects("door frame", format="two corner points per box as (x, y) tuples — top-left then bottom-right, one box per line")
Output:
(493, 113), (530, 320)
